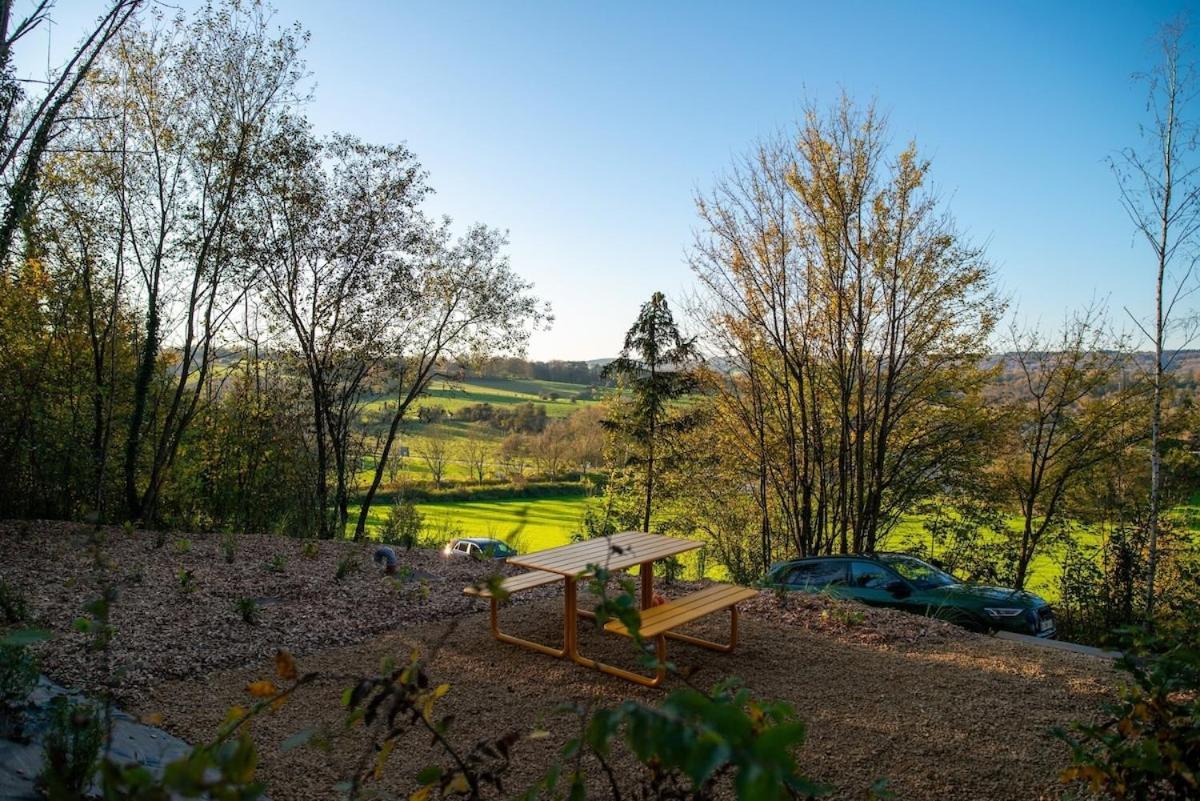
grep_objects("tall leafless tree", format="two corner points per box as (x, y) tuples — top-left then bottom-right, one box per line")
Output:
(995, 309), (1144, 590)
(1113, 20), (1200, 618)
(351, 225), (546, 539)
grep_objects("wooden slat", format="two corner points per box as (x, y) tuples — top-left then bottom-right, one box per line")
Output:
(463, 570), (561, 598)
(605, 584), (758, 637)
(506, 532), (644, 572)
(508, 532), (702, 576)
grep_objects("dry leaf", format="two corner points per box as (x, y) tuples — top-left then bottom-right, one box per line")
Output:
(275, 649), (298, 681)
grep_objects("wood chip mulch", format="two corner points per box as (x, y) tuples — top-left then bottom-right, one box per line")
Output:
(739, 588), (975, 647)
(1, 521), (1119, 800)
(138, 600), (1117, 801)
(0, 520), (551, 705)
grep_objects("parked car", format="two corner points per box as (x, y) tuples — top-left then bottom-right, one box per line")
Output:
(765, 552), (1056, 637)
(442, 537), (517, 561)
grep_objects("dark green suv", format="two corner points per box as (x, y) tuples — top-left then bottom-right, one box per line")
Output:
(765, 553), (1056, 637)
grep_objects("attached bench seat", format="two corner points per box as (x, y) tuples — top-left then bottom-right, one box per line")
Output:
(604, 583), (758, 639)
(600, 583), (758, 687)
(463, 569), (561, 598)
(464, 570), (565, 656)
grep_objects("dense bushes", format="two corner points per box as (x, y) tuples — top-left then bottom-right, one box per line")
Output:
(454, 401), (548, 433)
(382, 480), (590, 504)
(162, 361), (323, 537)
(0, 644), (38, 738)
(1057, 613), (1200, 799)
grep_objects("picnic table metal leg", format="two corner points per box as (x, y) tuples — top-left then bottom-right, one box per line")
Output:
(571, 631), (668, 687)
(487, 597), (566, 658)
(663, 606), (740, 653)
(568, 565), (673, 687)
(564, 575), (579, 659)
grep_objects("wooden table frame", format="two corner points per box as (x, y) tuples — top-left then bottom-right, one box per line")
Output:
(504, 531), (707, 684)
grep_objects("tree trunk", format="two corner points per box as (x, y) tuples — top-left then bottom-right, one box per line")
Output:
(1146, 70), (1174, 622)
(1147, 252), (1164, 619)
(312, 385), (330, 539)
(355, 407), (404, 541)
(643, 362), (656, 533)
(124, 303), (158, 519)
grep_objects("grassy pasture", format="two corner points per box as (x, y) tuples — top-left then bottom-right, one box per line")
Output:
(349, 377), (1200, 603)
(355, 493), (1198, 603)
(355, 377), (602, 486)
(350, 494), (591, 553)
(363, 378), (597, 419)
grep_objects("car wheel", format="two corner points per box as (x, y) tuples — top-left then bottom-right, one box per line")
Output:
(933, 609), (987, 634)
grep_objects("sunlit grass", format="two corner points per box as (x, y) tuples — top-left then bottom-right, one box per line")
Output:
(350, 495), (591, 554)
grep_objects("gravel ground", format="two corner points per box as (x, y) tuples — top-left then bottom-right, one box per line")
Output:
(1, 521), (1116, 800)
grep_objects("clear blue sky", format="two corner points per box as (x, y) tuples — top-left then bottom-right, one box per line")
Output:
(25, 0), (1199, 359)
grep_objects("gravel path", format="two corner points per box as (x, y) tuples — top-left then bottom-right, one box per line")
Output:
(1, 521), (1116, 800)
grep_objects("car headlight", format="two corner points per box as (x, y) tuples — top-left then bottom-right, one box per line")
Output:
(983, 607), (1024, 618)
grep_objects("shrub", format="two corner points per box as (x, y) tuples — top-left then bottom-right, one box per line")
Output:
(1056, 618), (1200, 799)
(335, 555), (359, 582)
(266, 554), (287, 574)
(174, 537), (192, 554)
(220, 532), (237, 564)
(235, 598), (259, 625)
(125, 564), (145, 585)
(41, 696), (104, 799)
(301, 540), (319, 560)
(0, 644), (38, 737)
(176, 568), (197, 594)
(393, 480), (587, 503)
(0, 579), (28, 624)
(453, 401), (547, 432)
(379, 494), (423, 550)
(660, 555), (684, 585)
(417, 404), (448, 424)
(823, 605), (865, 628)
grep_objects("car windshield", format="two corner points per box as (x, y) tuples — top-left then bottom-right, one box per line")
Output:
(877, 554), (958, 589)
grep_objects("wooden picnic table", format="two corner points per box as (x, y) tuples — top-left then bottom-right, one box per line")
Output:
(474, 531), (754, 686)
(506, 531), (704, 669)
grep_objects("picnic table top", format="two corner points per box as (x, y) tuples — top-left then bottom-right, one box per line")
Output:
(506, 531), (702, 577)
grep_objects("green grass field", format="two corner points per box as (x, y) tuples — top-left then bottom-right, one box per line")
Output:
(351, 494), (591, 552)
(356, 378), (602, 486)
(350, 376), (1200, 602)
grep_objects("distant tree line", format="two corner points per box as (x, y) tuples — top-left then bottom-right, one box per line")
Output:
(449, 402), (549, 432)
(464, 356), (611, 385)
